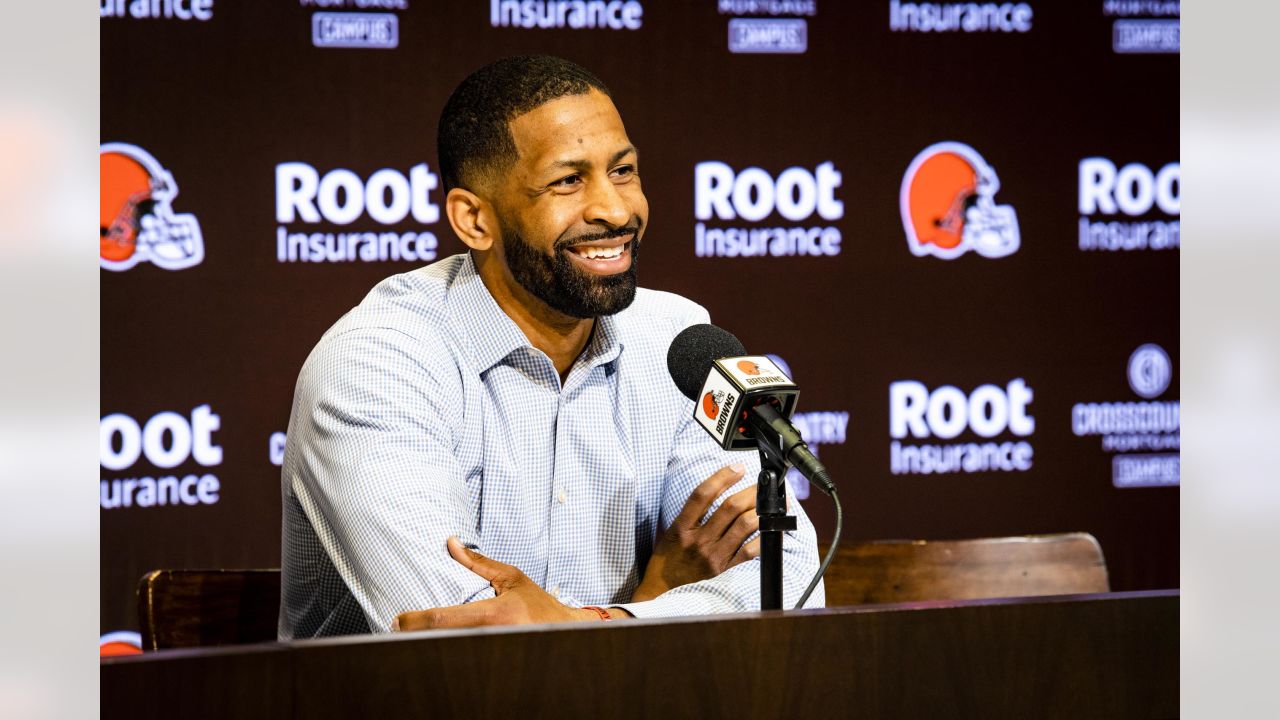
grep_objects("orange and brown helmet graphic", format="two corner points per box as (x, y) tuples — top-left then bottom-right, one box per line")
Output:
(702, 391), (721, 419)
(99, 631), (142, 657)
(100, 143), (204, 271)
(900, 142), (1020, 260)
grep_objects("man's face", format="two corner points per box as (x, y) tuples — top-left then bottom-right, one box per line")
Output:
(489, 89), (648, 319)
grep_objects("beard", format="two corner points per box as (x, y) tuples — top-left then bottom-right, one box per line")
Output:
(499, 215), (641, 319)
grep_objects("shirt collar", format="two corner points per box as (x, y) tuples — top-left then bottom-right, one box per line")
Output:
(449, 253), (534, 373)
(449, 252), (625, 374)
(581, 311), (623, 370)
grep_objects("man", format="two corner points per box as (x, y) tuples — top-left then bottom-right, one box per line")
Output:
(279, 55), (823, 638)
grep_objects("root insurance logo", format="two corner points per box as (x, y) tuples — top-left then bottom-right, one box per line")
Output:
(1071, 344), (1180, 488)
(1078, 158), (1180, 252)
(694, 161), (844, 257)
(889, 379), (1035, 475)
(100, 0), (214, 21)
(490, 0), (643, 29)
(889, 1), (1032, 33)
(275, 161), (442, 263)
(100, 405), (223, 509)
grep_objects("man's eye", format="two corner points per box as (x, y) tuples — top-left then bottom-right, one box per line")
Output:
(612, 165), (636, 178)
(550, 174), (582, 188)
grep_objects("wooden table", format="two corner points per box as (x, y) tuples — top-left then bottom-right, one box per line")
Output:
(101, 590), (1178, 719)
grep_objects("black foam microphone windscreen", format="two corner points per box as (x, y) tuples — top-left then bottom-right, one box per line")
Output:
(667, 323), (747, 400)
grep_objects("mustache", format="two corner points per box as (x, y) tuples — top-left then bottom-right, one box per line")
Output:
(554, 219), (644, 251)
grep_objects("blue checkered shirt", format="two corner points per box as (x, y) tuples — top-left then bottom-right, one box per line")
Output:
(279, 253), (823, 638)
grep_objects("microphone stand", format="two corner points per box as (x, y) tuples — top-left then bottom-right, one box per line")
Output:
(746, 405), (798, 611)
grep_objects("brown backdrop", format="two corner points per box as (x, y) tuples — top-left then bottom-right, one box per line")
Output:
(100, 1), (1179, 642)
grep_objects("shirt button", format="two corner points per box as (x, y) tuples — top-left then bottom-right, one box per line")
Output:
(557, 489), (567, 504)
(551, 585), (561, 598)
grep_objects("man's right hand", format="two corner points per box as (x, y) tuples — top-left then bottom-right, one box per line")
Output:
(631, 464), (760, 602)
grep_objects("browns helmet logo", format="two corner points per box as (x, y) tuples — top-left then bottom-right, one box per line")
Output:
(736, 360), (761, 376)
(702, 391), (720, 419)
(100, 143), (204, 271)
(99, 630), (142, 657)
(900, 142), (1020, 260)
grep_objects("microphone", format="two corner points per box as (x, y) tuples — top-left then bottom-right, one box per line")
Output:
(667, 324), (836, 497)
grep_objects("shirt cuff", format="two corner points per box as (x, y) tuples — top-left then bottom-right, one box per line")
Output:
(611, 566), (755, 619)
(611, 594), (695, 619)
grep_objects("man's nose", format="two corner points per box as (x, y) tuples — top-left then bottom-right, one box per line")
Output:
(583, 177), (632, 228)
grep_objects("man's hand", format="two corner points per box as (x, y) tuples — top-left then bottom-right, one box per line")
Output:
(631, 464), (761, 602)
(393, 537), (602, 631)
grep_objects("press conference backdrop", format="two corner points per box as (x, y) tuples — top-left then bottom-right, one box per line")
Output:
(99, 1), (1179, 650)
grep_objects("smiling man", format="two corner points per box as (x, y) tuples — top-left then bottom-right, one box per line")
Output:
(278, 56), (823, 638)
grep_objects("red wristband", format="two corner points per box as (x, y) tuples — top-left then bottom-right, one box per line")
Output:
(583, 605), (613, 621)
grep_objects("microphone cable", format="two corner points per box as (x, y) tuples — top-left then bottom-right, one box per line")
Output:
(794, 474), (841, 610)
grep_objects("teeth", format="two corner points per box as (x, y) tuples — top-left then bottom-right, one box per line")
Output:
(574, 245), (624, 260)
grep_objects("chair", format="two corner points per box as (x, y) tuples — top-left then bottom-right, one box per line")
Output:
(137, 569), (282, 651)
(819, 532), (1109, 607)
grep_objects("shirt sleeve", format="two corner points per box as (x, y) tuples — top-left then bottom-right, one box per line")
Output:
(284, 326), (494, 633)
(612, 406), (827, 618)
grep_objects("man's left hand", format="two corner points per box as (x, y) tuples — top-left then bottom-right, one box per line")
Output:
(393, 537), (605, 631)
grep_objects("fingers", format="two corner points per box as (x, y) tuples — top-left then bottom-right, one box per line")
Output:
(445, 536), (525, 593)
(670, 464), (747, 531)
(719, 502), (760, 548)
(728, 537), (762, 569)
(700, 484), (757, 540)
(446, 536), (486, 571)
(394, 598), (498, 632)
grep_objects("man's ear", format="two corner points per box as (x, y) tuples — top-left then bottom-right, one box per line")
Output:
(446, 187), (495, 252)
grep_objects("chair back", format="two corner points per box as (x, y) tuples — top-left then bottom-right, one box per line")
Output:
(137, 569), (282, 650)
(821, 532), (1109, 606)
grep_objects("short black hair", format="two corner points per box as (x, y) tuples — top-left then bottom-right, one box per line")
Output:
(437, 55), (613, 195)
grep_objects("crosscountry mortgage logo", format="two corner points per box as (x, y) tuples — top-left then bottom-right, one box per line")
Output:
(766, 354), (849, 501)
(901, 142), (1019, 259)
(1113, 20), (1178, 53)
(728, 18), (807, 53)
(1105, 1), (1179, 54)
(719, 0), (816, 13)
(100, 143), (205, 272)
(270, 431), (288, 466)
(312, 12), (398, 48)
(1128, 344), (1172, 398)
(1071, 343), (1179, 487)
